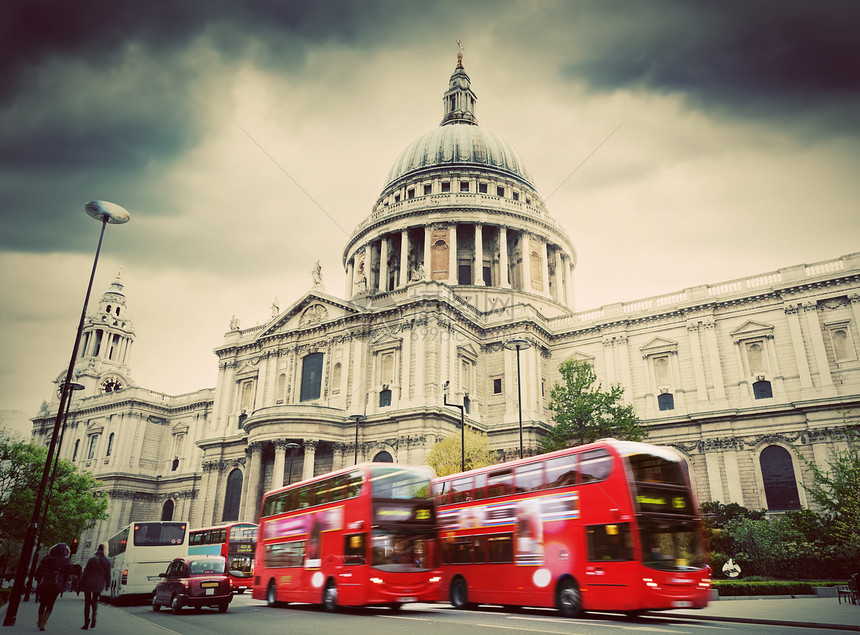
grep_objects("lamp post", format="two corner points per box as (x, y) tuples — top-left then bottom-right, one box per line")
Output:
(25, 381), (84, 601)
(4, 201), (129, 627)
(347, 415), (366, 465)
(285, 442), (300, 485)
(504, 338), (532, 459)
(443, 381), (466, 472)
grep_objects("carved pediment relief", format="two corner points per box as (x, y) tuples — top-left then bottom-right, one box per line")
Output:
(258, 292), (361, 339)
(640, 336), (679, 356)
(457, 342), (479, 363)
(234, 360), (259, 379)
(564, 351), (595, 365)
(370, 332), (402, 353)
(730, 320), (774, 342)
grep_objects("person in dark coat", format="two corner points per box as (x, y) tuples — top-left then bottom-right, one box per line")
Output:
(35, 543), (70, 631)
(79, 544), (111, 630)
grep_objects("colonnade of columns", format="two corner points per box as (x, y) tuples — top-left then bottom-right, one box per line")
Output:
(345, 222), (574, 306)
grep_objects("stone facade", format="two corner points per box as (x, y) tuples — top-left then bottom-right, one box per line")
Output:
(30, 56), (860, 563)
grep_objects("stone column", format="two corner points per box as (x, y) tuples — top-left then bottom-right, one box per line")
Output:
(271, 440), (287, 490)
(474, 224), (484, 285)
(803, 301), (834, 388)
(243, 442), (263, 522)
(345, 258), (354, 298)
(331, 442), (345, 471)
(448, 224), (458, 285)
(521, 233), (532, 292)
(302, 439), (318, 480)
(399, 230), (409, 288)
(686, 321), (709, 402)
(554, 249), (564, 303)
(498, 226), (510, 288)
(540, 241), (551, 297)
(379, 236), (389, 293)
(785, 304), (813, 389)
(702, 319), (727, 400)
(423, 226), (432, 280)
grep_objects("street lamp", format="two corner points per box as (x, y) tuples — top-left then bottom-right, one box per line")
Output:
(443, 381), (466, 472)
(504, 338), (532, 459)
(285, 442), (300, 485)
(347, 415), (366, 465)
(4, 201), (129, 627)
(25, 381), (85, 601)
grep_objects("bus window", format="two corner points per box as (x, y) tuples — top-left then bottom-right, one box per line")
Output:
(134, 522), (187, 547)
(580, 449), (612, 483)
(297, 485), (310, 508)
(451, 476), (473, 503)
(515, 463), (543, 493)
(487, 469), (512, 498)
(473, 473), (487, 500)
(431, 480), (450, 505)
(346, 470), (364, 497)
(487, 534), (514, 563)
(626, 452), (686, 485)
(586, 523), (633, 562)
(328, 474), (348, 502)
(265, 540), (305, 568)
(545, 454), (578, 488)
(344, 533), (366, 565)
(473, 535), (487, 564)
(450, 537), (473, 564)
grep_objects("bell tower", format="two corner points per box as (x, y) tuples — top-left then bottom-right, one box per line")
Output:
(57, 272), (136, 397)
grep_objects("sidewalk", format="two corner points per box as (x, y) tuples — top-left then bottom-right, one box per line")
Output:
(0, 593), (170, 634)
(1, 592), (858, 632)
(649, 595), (860, 631)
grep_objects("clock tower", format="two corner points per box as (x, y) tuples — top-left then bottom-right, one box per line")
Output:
(54, 273), (136, 398)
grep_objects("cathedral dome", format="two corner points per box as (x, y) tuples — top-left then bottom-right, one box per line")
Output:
(383, 123), (535, 189)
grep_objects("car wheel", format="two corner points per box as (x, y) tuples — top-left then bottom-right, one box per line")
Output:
(266, 579), (278, 607)
(171, 594), (183, 615)
(218, 601), (229, 613)
(152, 597), (160, 612)
(237, 588), (246, 594)
(556, 579), (583, 618)
(450, 576), (469, 610)
(322, 582), (337, 612)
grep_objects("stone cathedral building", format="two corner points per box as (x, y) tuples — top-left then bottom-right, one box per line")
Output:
(31, 54), (860, 562)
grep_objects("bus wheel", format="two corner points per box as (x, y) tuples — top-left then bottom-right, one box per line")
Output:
(266, 580), (278, 607)
(556, 579), (582, 618)
(171, 594), (183, 615)
(388, 602), (402, 611)
(323, 582), (338, 612)
(450, 576), (469, 610)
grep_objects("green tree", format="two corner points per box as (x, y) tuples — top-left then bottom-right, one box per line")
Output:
(543, 359), (647, 452)
(426, 428), (494, 477)
(0, 431), (109, 558)
(796, 419), (860, 562)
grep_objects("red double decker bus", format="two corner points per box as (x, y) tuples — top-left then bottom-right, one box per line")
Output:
(252, 463), (442, 611)
(432, 439), (710, 617)
(188, 523), (258, 593)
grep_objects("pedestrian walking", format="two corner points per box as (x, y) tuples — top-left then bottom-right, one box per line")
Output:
(34, 543), (70, 631)
(79, 544), (111, 630)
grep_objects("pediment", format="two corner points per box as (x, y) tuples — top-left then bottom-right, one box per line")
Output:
(730, 320), (774, 342)
(256, 291), (362, 339)
(564, 351), (595, 364)
(640, 336), (678, 356)
(457, 342), (479, 362)
(369, 331), (403, 352)
(234, 360), (260, 378)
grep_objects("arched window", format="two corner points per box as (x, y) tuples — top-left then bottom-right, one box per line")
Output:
(222, 469), (244, 522)
(760, 445), (800, 510)
(161, 499), (174, 521)
(753, 380), (773, 399)
(379, 389), (392, 407)
(300, 353), (324, 402)
(276, 373), (287, 402)
(331, 364), (342, 394)
(373, 451), (393, 463)
(106, 433), (114, 457)
(657, 392), (675, 411)
(747, 342), (765, 373)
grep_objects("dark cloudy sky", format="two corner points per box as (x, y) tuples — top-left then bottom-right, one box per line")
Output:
(1, 0), (858, 420)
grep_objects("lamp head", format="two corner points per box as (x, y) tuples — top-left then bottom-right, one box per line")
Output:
(443, 380), (450, 393)
(85, 200), (130, 225)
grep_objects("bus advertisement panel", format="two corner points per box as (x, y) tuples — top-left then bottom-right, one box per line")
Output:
(432, 439), (710, 617)
(105, 521), (188, 601)
(188, 523), (258, 593)
(253, 463), (442, 611)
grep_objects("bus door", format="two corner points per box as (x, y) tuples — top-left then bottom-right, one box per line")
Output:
(583, 523), (637, 611)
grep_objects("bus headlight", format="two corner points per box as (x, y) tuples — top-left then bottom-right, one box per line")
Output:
(643, 577), (659, 589)
(428, 576), (441, 583)
(370, 577), (383, 585)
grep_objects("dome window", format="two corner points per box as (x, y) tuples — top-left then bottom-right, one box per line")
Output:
(512, 191), (519, 201)
(106, 305), (112, 313)
(394, 194), (401, 203)
(496, 186), (505, 197)
(441, 181), (451, 193)
(460, 180), (470, 192)
(479, 183), (488, 194)
(407, 188), (415, 199)
(423, 184), (432, 195)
